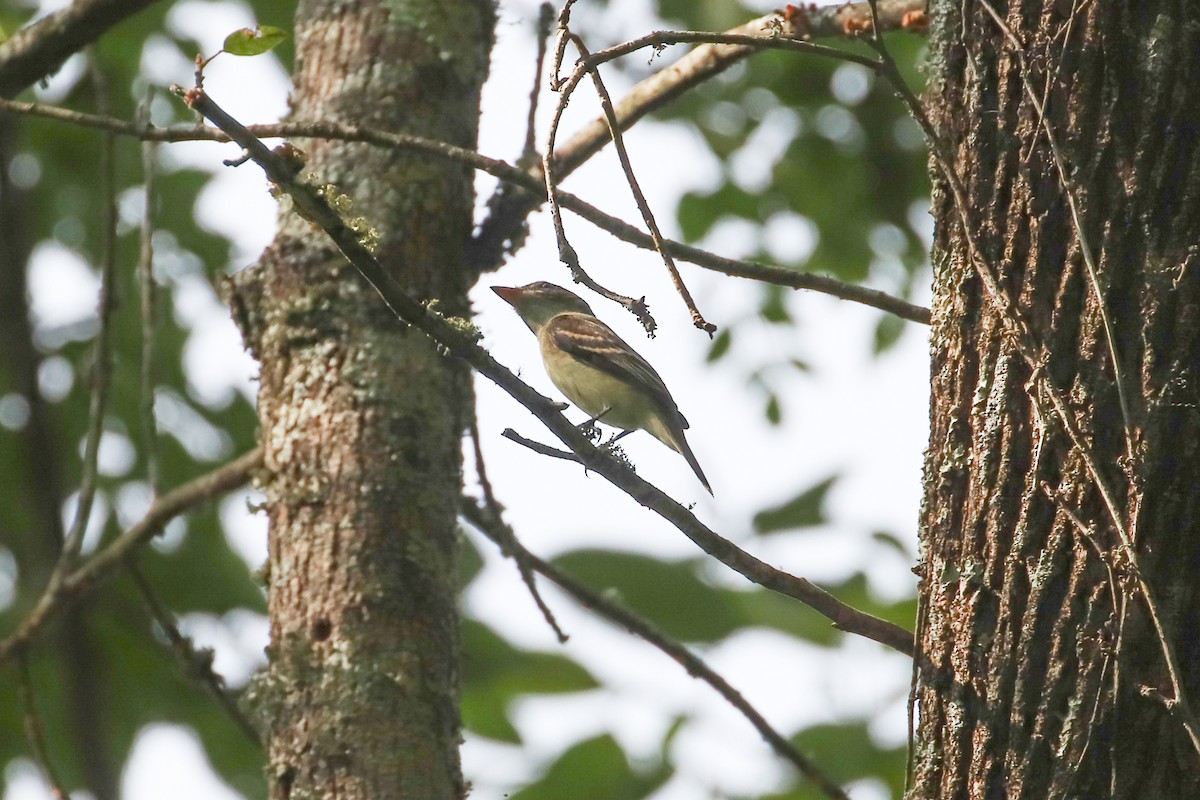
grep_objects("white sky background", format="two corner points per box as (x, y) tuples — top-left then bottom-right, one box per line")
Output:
(6, 0), (931, 798)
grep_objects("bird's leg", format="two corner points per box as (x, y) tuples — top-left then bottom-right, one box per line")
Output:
(576, 407), (612, 442)
(579, 406), (612, 428)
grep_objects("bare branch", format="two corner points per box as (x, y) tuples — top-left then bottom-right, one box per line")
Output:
(127, 563), (261, 744)
(138, 92), (160, 494)
(177, 86), (914, 656)
(468, 410), (568, 643)
(522, 2), (555, 165)
(542, 24), (659, 333)
(58, 57), (118, 567)
(0, 0), (160, 98)
(17, 654), (69, 799)
(470, 1), (925, 270)
(460, 497), (852, 800)
(0, 98), (930, 325)
(0, 447), (264, 668)
(565, 31), (715, 333)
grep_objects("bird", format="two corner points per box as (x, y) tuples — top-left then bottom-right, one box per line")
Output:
(491, 281), (712, 495)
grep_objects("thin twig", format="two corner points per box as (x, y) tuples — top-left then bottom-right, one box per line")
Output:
(460, 497), (852, 800)
(469, 409), (568, 643)
(539, 18), (884, 333)
(126, 562), (261, 744)
(177, 85), (915, 656)
(0, 447), (263, 668)
(138, 91), (160, 494)
(58, 57), (119, 567)
(0, 97), (931, 324)
(17, 653), (69, 799)
(568, 31), (715, 334)
(547, 17), (899, 178)
(502, 427), (581, 462)
(543, 21), (658, 333)
(522, 2), (555, 165)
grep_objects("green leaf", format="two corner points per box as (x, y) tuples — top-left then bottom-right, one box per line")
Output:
(759, 721), (906, 799)
(824, 572), (917, 630)
(461, 620), (598, 743)
(551, 550), (742, 642)
(871, 529), (911, 556)
(706, 328), (732, 363)
(760, 287), (791, 323)
(753, 475), (838, 534)
(873, 313), (905, 354)
(459, 530), (484, 588)
(222, 25), (287, 57)
(765, 392), (782, 426)
(729, 590), (841, 647)
(511, 734), (672, 800)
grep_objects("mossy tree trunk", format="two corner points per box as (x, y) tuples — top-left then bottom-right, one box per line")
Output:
(915, 2), (1200, 797)
(230, 1), (494, 797)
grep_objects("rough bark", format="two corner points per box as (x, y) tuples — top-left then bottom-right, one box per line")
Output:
(231, 1), (494, 798)
(915, 1), (1200, 798)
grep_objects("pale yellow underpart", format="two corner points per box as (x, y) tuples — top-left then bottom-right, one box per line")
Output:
(537, 325), (684, 454)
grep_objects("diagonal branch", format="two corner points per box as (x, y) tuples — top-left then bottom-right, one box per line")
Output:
(0, 447), (263, 669)
(17, 653), (69, 799)
(126, 563), (261, 744)
(0, 0), (161, 98)
(0, 97), (931, 324)
(177, 86), (914, 656)
(460, 497), (852, 800)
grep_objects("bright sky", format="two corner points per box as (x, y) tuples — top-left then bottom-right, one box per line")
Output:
(6, 0), (930, 798)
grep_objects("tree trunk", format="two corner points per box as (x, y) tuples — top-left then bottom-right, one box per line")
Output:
(231, 1), (494, 797)
(915, 1), (1200, 797)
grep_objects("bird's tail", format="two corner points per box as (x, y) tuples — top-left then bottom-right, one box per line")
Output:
(647, 414), (713, 496)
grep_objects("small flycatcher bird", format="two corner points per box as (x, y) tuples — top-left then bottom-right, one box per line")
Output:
(492, 281), (712, 495)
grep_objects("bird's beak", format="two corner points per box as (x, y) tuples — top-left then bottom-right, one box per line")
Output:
(491, 285), (521, 305)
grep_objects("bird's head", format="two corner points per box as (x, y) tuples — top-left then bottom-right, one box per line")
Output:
(491, 282), (595, 332)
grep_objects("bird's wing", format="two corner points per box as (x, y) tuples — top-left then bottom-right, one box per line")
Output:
(546, 312), (688, 427)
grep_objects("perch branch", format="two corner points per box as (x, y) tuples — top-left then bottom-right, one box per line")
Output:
(176, 86), (914, 656)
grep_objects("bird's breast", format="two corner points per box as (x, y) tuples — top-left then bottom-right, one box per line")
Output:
(539, 337), (650, 431)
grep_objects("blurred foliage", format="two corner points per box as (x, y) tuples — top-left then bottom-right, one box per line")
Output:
(0, 0), (927, 798)
(753, 474), (837, 534)
(461, 620), (600, 743)
(510, 733), (674, 800)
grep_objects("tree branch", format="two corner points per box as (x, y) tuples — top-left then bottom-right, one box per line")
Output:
(17, 654), (68, 799)
(460, 497), (851, 800)
(0, 97), (931, 324)
(126, 563), (261, 744)
(561, 29), (715, 333)
(0, 447), (264, 668)
(0, 0), (161, 98)
(177, 86), (914, 656)
(468, 0), (927, 271)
